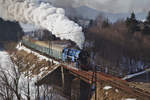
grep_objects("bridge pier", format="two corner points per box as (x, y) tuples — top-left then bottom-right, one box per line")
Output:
(36, 66), (94, 100)
(61, 66), (74, 99)
(61, 67), (65, 88)
(70, 78), (91, 100)
(61, 66), (92, 100)
(80, 80), (90, 100)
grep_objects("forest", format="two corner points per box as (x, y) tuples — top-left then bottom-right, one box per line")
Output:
(84, 12), (150, 76)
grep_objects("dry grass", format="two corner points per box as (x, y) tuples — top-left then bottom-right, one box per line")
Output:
(11, 49), (57, 79)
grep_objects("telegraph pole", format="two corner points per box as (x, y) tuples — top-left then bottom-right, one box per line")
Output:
(95, 65), (97, 100)
(90, 51), (97, 100)
(146, 69), (149, 82)
(48, 34), (52, 66)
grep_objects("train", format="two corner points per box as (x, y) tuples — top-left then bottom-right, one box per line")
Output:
(21, 36), (89, 69)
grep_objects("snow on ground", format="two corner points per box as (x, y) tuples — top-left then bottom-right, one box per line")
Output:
(122, 98), (136, 100)
(0, 49), (24, 99)
(0, 49), (17, 81)
(103, 86), (112, 90)
(16, 42), (59, 64)
(0, 50), (13, 71)
(0, 49), (33, 99)
(122, 68), (150, 80)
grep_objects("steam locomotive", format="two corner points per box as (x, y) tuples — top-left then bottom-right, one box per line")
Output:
(21, 36), (89, 69)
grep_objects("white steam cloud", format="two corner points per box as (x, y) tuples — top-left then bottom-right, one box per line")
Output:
(0, 0), (85, 49)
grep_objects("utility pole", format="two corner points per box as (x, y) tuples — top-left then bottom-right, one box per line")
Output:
(48, 40), (50, 66)
(48, 34), (52, 66)
(146, 70), (149, 82)
(61, 66), (65, 88)
(95, 65), (97, 100)
(89, 51), (97, 100)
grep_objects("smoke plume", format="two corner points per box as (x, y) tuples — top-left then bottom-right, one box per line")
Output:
(0, 0), (85, 49)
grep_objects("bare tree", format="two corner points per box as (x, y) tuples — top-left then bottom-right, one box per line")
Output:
(0, 69), (14, 100)
(35, 85), (54, 100)
(0, 64), (21, 100)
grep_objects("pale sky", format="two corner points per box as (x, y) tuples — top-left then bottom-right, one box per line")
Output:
(75, 0), (150, 13)
(41, 0), (150, 13)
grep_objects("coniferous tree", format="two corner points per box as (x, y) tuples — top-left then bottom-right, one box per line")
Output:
(142, 25), (150, 35)
(102, 18), (110, 28)
(125, 12), (140, 33)
(126, 17), (130, 26)
(146, 11), (150, 24)
(142, 11), (150, 35)
(130, 12), (136, 21)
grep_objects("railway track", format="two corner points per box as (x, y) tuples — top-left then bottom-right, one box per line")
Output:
(62, 65), (150, 100)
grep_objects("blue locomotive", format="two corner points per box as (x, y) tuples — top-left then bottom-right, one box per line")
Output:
(62, 48), (81, 62)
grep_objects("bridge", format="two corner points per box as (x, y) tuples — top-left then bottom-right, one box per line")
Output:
(35, 63), (150, 100)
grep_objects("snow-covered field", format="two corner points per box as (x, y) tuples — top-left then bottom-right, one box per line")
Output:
(0, 49), (14, 73)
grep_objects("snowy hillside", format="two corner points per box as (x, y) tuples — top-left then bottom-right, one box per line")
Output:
(0, 45), (66, 100)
